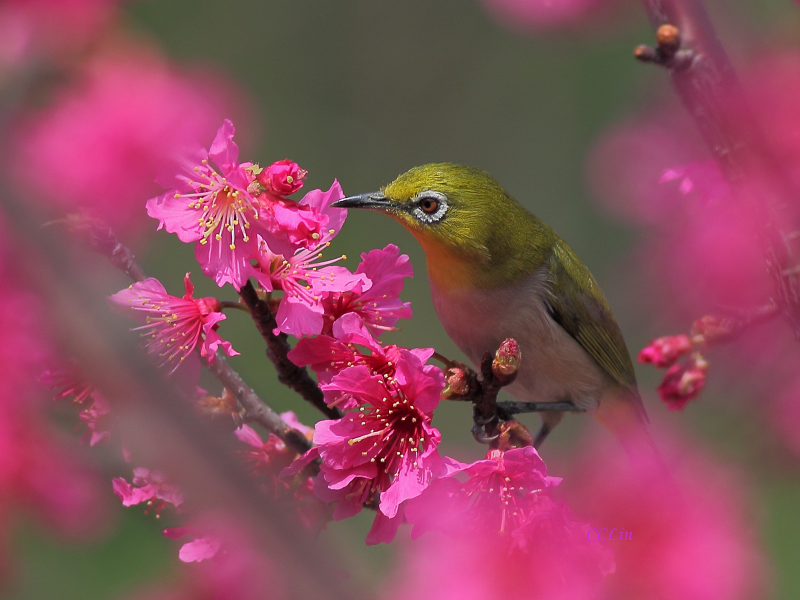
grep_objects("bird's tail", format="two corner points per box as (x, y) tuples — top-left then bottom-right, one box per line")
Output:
(594, 388), (668, 476)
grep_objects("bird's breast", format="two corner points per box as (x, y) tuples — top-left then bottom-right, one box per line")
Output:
(429, 268), (609, 410)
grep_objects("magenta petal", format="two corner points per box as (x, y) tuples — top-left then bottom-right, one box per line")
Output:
(365, 509), (402, 546)
(146, 192), (204, 243)
(179, 535), (221, 563)
(208, 119), (239, 170)
(234, 424), (263, 448)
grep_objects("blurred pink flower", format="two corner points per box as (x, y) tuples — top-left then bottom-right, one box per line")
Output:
(637, 334), (694, 368)
(659, 160), (731, 204)
(385, 516), (612, 600)
(657, 353), (708, 410)
(479, 0), (612, 30)
(12, 48), (246, 235)
(0, 0), (118, 69)
(320, 244), (413, 336)
(179, 535), (221, 563)
(109, 274), (237, 373)
(113, 467), (184, 516)
(561, 434), (766, 600)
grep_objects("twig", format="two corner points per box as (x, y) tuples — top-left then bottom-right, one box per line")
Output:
(239, 281), (343, 420)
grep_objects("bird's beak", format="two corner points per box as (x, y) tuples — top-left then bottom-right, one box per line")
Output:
(332, 192), (393, 211)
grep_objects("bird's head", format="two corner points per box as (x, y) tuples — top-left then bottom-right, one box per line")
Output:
(334, 163), (554, 289)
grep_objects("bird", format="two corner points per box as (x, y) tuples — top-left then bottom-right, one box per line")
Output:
(333, 162), (652, 453)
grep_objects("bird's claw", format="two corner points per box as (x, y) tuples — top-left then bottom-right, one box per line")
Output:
(472, 423), (499, 444)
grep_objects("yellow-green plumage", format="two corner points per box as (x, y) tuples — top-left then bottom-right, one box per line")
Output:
(336, 162), (650, 448)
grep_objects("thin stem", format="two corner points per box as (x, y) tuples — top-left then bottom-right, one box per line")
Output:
(219, 300), (249, 313)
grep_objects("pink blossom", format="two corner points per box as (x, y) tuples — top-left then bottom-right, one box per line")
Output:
(385, 518), (613, 600)
(289, 351), (446, 543)
(79, 394), (112, 446)
(109, 274), (237, 372)
(257, 159), (307, 196)
(12, 49), (244, 235)
(288, 313), (434, 407)
(657, 354), (708, 410)
(250, 230), (368, 338)
(179, 535), (221, 563)
(320, 244), (413, 336)
(562, 434), (766, 600)
(659, 160), (731, 204)
(479, 0), (611, 31)
(637, 334), (694, 368)
(112, 467), (184, 516)
(265, 180), (349, 257)
(146, 120), (265, 288)
(405, 447), (562, 538)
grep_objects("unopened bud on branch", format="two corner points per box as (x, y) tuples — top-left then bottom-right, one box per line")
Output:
(442, 367), (469, 399)
(492, 338), (521, 379)
(691, 315), (736, 346)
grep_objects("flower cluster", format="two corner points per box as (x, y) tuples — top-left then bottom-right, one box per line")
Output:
(638, 313), (742, 410)
(109, 273), (238, 375)
(286, 316), (445, 544)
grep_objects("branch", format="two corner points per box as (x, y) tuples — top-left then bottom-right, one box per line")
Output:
(636, 1), (800, 337)
(239, 281), (343, 420)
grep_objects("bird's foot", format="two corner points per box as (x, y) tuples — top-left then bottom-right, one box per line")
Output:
(471, 423), (500, 444)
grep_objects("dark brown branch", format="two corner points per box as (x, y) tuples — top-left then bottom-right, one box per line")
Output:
(637, 0), (800, 337)
(239, 281), (343, 420)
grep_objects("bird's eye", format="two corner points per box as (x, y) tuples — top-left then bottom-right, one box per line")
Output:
(412, 191), (448, 224)
(419, 197), (439, 213)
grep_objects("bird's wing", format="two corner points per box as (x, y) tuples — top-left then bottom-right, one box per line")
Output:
(544, 239), (640, 397)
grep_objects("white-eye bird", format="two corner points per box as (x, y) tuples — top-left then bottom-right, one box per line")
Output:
(334, 163), (651, 451)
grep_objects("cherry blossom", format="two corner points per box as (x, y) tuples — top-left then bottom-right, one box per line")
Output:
(109, 274), (237, 372)
(320, 244), (413, 336)
(146, 119), (266, 288)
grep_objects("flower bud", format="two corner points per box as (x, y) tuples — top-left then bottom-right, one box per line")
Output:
(492, 338), (521, 378)
(690, 315), (735, 346)
(442, 367), (469, 398)
(637, 334), (693, 368)
(657, 354), (709, 411)
(257, 159), (307, 196)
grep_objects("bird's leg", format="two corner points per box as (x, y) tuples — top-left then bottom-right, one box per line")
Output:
(496, 401), (585, 415)
(532, 423), (551, 449)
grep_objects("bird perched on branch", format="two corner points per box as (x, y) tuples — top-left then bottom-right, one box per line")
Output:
(334, 163), (652, 451)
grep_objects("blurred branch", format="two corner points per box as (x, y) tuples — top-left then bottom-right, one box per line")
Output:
(239, 281), (343, 420)
(637, 0), (800, 337)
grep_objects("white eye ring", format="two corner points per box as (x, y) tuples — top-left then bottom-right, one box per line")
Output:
(412, 191), (449, 224)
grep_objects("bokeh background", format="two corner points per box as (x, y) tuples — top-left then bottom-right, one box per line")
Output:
(5, 0), (800, 598)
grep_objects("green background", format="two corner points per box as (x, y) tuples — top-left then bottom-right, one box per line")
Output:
(7, 1), (800, 598)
